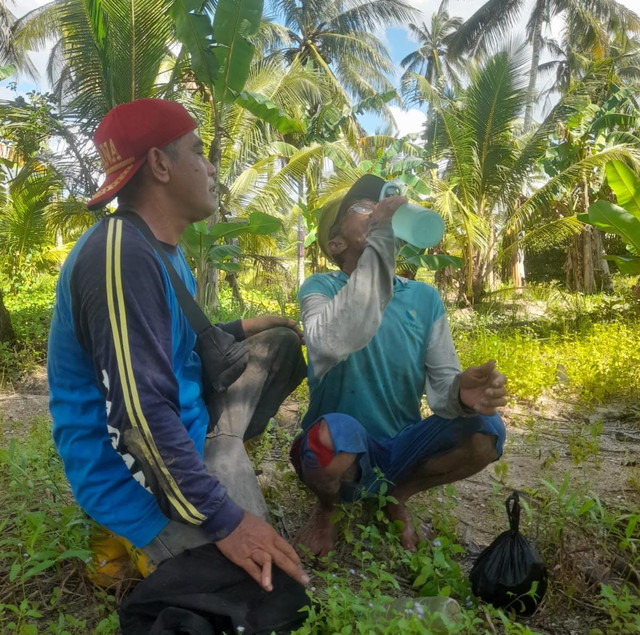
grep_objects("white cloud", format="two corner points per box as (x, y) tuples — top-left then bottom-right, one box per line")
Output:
(407, 0), (490, 24)
(408, 0), (638, 32)
(389, 105), (427, 137)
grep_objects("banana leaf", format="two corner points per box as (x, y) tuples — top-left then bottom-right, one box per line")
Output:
(605, 160), (640, 220)
(603, 255), (640, 274)
(212, 0), (262, 104)
(585, 200), (640, 252)
(170, 0), (219, 87)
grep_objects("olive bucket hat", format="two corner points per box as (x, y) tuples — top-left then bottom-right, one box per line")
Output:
(316, 174), (386, 257)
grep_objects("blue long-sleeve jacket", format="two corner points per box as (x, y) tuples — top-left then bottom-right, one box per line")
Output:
(48, 215), (244, 548)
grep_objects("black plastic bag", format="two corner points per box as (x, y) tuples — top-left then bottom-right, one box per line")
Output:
(469, 491), (547, 615)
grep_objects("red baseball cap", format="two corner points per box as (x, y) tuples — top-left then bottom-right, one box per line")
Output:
(87, 99), (197, 210)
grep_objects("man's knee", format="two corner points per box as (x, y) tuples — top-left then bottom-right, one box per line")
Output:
(245, 326), (305, 384)
(468, 432), (499, 468)
(247, 326), (302, 357)
(301, 419), (357, 485)
(316, 419), (334, 451)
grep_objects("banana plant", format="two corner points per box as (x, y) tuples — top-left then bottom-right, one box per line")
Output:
(171, 0), (302, 210)
(171, 0), (263, 214)
(354, 138), (461, 275)
(181, 211), (282, 277)
(171, 0), (303, 305)
(580, 160), (640, 274)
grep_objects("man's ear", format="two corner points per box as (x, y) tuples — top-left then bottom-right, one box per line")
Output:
(328, 236), (347, 259)
(146, 147), (173, 184)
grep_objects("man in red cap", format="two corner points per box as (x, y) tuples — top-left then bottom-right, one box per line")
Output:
(48, 99), (309, 629)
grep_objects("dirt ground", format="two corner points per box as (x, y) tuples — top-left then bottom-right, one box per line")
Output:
(0, 366), (49, 444)
(1, 367), (639, 634)
(271, 392), (640, 634)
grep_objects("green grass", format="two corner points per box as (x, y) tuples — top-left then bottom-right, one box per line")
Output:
(0, 273), (301, 386)
(0, 420), (120, 633)
(2, 421), (638, 633)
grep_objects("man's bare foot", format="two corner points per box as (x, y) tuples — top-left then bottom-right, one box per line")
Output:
(384, 499), (419, 552)
(296, 504), (335, 559)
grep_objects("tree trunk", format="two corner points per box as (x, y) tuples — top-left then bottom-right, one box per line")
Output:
(564, 175), (613, 294)
(582, 225), (596, 294)
(227, 270), (245, 311)
(471, 256), (486, 301)
(0, 290), (15, 343)
(487, 221), (496, 290)
(565, 226), (606, 293)
(524, 8), (544, 132)
(511, 245), (525, 290)
(296, 180), (306, 289)
(226, 234), (244, 311)
(594, 228), (614, 293)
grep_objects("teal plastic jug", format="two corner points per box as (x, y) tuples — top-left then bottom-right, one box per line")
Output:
(380, 181), (444, 249)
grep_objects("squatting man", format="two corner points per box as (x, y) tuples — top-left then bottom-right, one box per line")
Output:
(290, 174), (508, 557)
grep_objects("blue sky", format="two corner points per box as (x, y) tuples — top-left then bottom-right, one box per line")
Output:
(4, 0), (639, 135)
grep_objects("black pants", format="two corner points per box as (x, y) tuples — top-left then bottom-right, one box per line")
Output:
(120, 543), (309, 634)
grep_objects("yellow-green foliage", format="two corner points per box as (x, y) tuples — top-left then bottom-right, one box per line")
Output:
(455, 329), (556, 402)
(555, 322), (640, 403)
(454, 320), (640, 404)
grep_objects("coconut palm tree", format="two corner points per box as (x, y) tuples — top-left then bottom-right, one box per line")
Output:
(0, 0), (38, 79)
(265, 0), (417, 103)
(13, 0), (176, 128)
(539, 30), (640, 104)
(400, 0), (464, 102)
(446, 0), (640, 131)
(0, 94), (101, 278)
(400, 0), (465, 162)
(412, 46), (639, 302)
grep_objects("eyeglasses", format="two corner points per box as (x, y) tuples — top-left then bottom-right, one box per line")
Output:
(347, 201), (376, 215)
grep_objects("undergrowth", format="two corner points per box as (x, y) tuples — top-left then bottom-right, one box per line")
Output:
(0, 419), (120, 633)
(0, 276), (639, 632)
(0, 275), (55, 384)
(1, 402), (638, 633)
(454, 319), (640, 404)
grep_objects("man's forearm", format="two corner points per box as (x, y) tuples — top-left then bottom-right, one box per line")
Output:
(302, 222), (396, 378)
(424, 314), (475, 419)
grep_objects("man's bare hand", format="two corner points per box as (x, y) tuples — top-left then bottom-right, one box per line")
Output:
(371, 195), (407, 224)
(459, 360), (507, 415)
(241, 316), (304, 343)
(216, 512), (309, 592)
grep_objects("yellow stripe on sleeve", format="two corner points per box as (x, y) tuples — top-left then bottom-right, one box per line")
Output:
(111, 219), (206, 523)
(105, 218), (205, 524)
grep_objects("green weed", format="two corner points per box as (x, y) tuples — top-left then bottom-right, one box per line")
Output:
(0, 419), (119, 633)
(567, 420), (603, 466)
(598, 583), (640, 632)
(454, 319), (640, 404)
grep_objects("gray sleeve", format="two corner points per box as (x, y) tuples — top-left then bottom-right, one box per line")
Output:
(424, 313), (475, 419)
(301, 221), (396, 379)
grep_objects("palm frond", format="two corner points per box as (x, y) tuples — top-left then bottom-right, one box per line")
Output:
(502, 216), (584, 257)
(507, 145), (640, 235)
(446, 0), (526, 57)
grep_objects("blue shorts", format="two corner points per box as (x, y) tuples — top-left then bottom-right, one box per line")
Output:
(291, 412), (506, 502)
